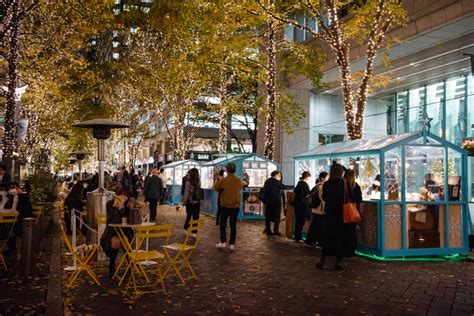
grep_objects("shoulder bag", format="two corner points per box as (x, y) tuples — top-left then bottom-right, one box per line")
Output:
(343, 183), (361, 224)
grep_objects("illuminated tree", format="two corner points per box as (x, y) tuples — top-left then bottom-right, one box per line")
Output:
(258, 0), (406, 140)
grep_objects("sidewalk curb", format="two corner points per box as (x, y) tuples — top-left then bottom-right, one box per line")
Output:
(45, 221), (63, 316)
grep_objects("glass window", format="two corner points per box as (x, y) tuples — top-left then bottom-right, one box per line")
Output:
(384, 148), (402, 201)
(396, 91), (408, 133)
(445, 76), (467, 145)
(294, 13), (305, 42)
(318, 133), (344, 145)
(408, 87), (425, 132)
(405, 146), (445, 202)
(426, 82), (444, 138)
(467, 75), (474, 138)
(447, 149), (462, 201)
(357, 155), (381, 200)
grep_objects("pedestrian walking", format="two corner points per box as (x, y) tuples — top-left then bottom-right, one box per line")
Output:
(143, 168), (163, 222)
(179, 168), (202, 236)
(130, 169), (139, 199)
(260, 171), (293, 236)
(293, 171), (312, 242)
(317, 164), (360, 270)
(158, 168), (167, 204)
(213, 163), (245, 250)
(305, 172), (329, 246)
(215, 169), (225, 226)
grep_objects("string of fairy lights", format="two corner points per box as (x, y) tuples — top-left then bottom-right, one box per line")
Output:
(263, 0), (277, 161)
(3, 0), (20, 160)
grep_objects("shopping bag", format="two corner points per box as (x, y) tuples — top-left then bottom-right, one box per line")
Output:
(343, 183), (361, 224)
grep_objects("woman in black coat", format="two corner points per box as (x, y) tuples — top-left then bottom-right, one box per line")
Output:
(293, 171), (311, 242)
(317, 164), (360, 270)
(100, 186), (134, 278)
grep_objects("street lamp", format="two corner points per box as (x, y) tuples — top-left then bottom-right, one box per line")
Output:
(73, 118), (129, 244)
(69, 150), (90, 181)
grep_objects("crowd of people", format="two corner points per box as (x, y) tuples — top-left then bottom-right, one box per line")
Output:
(58, 160), (363, 274)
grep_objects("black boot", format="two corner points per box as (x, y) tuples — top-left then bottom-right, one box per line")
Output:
(316, 255), (326, 270)
(335, 257), (343, 271)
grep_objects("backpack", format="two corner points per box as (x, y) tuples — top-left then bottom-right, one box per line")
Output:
(190, 185), (203, 202)
(306, 184), (322, 208)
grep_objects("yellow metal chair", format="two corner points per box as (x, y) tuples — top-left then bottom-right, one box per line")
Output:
(163, 218), (205, 285)
(59, 221), (100, 288)
(122, 224), (173, 294)
(0, 211), (19, 270)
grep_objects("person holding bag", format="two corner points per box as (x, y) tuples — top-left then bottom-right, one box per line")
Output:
(317, 164), (359, 271)
(179, 168), (202, 236)
(305, 172), (329, 246)
(293, 171), (312, 242)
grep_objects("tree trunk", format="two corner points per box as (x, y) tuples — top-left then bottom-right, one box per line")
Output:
(3, 0), (20, 161)
(263, 10), (277, 160)
(218, 105), (228, 154)
(174, 112), (187, 160)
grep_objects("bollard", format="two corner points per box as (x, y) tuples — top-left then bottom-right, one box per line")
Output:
(21, 218), (36, 276)
(32, 217), (41, 253)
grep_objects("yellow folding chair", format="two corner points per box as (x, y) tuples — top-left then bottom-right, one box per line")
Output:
(59, 221), (100, 288)
(0, 211), (19, 270)
(163, 218), (205, 285)
(122, 224), (173, 294)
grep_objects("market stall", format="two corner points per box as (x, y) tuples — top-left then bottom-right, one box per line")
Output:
(294, 131), (469, 258)
(200, 153), (278, 220)
(161, 160), (201, 205)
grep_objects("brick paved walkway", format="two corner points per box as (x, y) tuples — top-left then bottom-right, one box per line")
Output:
(0, 225), (53, 315)
(64, 205), (474, 316)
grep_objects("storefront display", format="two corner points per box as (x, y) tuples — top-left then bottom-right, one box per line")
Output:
(161, 160), (201, 205)
(200, 153), (278, 220)
(294, 131), (469, 258)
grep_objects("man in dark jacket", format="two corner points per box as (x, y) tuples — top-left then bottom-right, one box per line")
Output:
(143, 168), (163, 221)
(0, 165), (11, 188)
(261, 171), (293, 236)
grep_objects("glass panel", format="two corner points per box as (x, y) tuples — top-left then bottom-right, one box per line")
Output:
(296, 159), (329, 183)
(467, 75), (474, 139)
(447, 149), (462, 201)
(407, 203), (444, 249)
(384, 148), (402, 201)
(294, 13), (305, 42)
(445, 76), (467, 145)
(385, 204), (402, 250)
(163, 168), (173, 185)
(175, 166), (183, 185)
(405, 146), (445, 202)
(448, 205), (463, 248)
(200, 166), (213, 189)
(426, 82), (444, 138)
(397, 91), (408, 133)
(357, 155), (381, 200)
(408, 87), (425, 131)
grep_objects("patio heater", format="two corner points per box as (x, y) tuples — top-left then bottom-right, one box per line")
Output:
(68, 156), (77, 180)
(73, 119), (129, 244)
(70, 150), (90, 181)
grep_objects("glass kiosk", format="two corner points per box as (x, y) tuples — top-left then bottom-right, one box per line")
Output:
(294, 131), (469, 258)
(200, 153), (278, 220)
(161, 160), (201, 205)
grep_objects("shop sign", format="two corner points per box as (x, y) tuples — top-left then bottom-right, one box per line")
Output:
(185, 151), (214, 161)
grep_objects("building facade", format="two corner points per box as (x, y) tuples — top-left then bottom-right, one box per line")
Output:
(262, 0), (474, 185)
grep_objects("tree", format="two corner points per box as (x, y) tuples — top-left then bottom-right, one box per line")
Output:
(258, 0), (406, 140)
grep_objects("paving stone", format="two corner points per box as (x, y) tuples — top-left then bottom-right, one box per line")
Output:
(3, 204), (469, 315)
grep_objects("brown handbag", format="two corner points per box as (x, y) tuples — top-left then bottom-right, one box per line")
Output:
(343, 183), (361, 224)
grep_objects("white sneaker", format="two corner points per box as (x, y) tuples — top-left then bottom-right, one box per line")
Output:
(229, 244), (235, 250)
(190, 233), (197, 238)
(216, 242), (226, 248)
